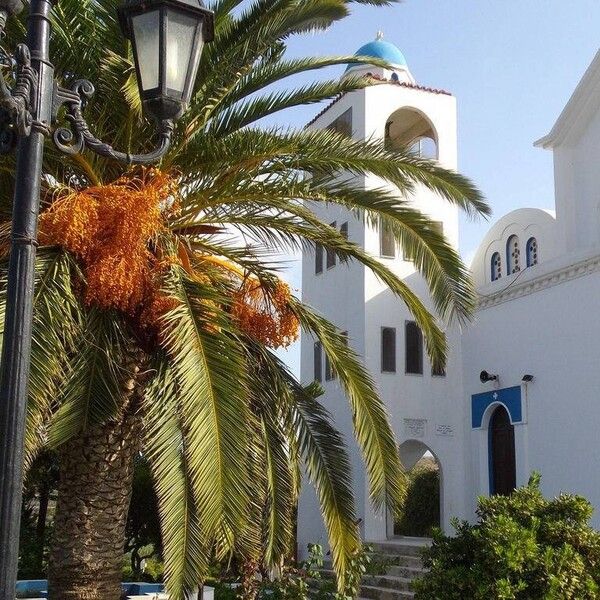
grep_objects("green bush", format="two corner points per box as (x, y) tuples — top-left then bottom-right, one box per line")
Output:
(413, 473), (600, 600)
(395, 465), (440, 537)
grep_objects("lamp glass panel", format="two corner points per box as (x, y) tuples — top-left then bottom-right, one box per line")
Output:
(165, 9), (200, 93)
(132, 10), (161, 91)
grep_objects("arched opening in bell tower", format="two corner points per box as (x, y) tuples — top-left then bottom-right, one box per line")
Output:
(384, 107), (438, 159)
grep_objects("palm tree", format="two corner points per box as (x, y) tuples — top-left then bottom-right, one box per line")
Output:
(0, 1), (489, 599)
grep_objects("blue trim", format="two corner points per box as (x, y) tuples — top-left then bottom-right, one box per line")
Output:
(15, 581), (164, 598)
(526, 236), (537, 267)
(491, 251), (500, 281)
(488, 424), (494, 494)
(471, 386), (522, 428)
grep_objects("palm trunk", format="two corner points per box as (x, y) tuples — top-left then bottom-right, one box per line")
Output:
(48, 356), (149, 600)
(34, 480), (50, 575)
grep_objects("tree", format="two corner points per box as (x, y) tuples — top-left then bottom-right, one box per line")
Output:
(18, 451), (59, 579)
(0, 1), (488, 599)
(413, 474), (600, 600)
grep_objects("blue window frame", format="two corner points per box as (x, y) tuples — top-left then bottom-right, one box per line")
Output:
(491, 252), (502, 281)
(526, 237), (538, 267)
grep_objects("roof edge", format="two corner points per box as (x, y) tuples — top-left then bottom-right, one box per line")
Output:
(534, 49), (600, 149)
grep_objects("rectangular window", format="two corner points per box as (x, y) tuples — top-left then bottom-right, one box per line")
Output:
(314, 341), (322, 382)
(405, 321), (423, 375)
(381, 327), (396, 373)
(379, 218), (396, 258)
(327, 108), (353, 138)
(326, 221), (337, 269)
(315, 242), (323, 274)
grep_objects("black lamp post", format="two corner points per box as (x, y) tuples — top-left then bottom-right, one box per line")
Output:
(0, 1), (213, 597)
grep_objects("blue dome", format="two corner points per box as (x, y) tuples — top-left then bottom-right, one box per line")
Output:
(346, 38), (407, 72)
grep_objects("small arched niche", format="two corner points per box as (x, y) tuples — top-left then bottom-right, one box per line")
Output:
(385, 107), (438, 159)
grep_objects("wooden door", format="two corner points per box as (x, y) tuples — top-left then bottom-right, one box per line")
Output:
(490, 406), (516, 496)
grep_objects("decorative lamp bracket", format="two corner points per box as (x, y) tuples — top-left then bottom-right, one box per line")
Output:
(51, 79), (174, 164)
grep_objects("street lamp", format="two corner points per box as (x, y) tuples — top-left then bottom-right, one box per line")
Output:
(119, 0), (214, 121)
(0, 0), (213, 597)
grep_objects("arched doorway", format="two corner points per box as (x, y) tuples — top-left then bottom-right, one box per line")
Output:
(489, 405), (516, 496)
(392, 440), (441, 538)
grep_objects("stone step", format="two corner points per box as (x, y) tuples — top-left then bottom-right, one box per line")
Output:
(361, 575), (413, 591)
(367, 539), (431, 558)
(360, 584), (415, 600)
(386, 564), (426, 579)
(319, 569), (420, 589)
(371, 554), (423, 568)
(323, 552), (423, 572)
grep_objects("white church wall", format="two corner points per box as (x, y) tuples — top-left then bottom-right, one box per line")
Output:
(463, 266), (600, 528)
(298, 90), (372, 558)
(553, 105), (600, 254)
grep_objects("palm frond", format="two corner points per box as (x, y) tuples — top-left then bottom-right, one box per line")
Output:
(289, 300), (407, 515)
(160, 269), (252, 550)
(48, 308), (130, 448)
(144, 357), (209, 600)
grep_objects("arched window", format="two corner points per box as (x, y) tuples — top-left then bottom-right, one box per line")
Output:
(385, 107), (438, 159)
(391, 72), (399, 82)
(506, 235), (521, 274)
(491, 252), (502, 281)
(526, 237), (538, 267)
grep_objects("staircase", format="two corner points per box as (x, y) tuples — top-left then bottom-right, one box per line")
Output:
(315, 538), (430, 600)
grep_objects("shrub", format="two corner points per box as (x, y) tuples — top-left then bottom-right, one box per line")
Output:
(395, 464), (440, 537)
(413, 473), (600, 599)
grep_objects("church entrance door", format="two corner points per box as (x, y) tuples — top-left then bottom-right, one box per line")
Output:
(490, 406), (516, 496)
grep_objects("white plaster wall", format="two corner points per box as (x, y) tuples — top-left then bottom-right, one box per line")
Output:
(462, 267), (600, 528)
(554, 108), (600, 254)
(298, 90), (370, 558)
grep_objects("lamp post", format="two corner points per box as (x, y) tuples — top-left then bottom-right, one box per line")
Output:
(0, 1), (213, 597)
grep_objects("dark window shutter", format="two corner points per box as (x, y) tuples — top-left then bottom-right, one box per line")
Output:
(381, 327), (396, 373)
(315, 243), (323, 274)
(326, 221), (337, 269)
(405, 321), (423, 374)
(314, 342), (322, 382)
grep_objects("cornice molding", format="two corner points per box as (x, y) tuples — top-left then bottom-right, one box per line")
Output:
(477, 253), (600, 311)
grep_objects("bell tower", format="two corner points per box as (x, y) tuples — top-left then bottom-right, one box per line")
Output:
(299, 36), (466, 554)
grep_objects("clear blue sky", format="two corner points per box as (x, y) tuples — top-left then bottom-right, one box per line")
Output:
(266, 1), (600, 374)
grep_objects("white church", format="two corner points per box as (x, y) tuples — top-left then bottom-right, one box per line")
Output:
(298, 35), (600, 551)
